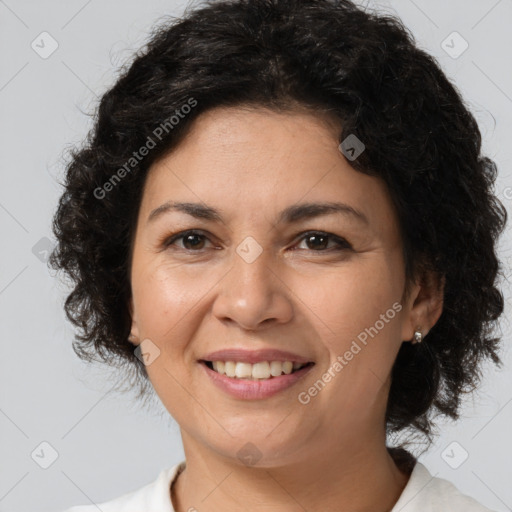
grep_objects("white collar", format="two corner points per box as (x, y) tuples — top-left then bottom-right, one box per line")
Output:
(67, 459), (493, 511)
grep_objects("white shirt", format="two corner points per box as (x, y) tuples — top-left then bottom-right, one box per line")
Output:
(61, 459), (496, 512)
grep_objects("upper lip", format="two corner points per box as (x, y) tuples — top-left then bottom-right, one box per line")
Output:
(200, 348), (314, 364)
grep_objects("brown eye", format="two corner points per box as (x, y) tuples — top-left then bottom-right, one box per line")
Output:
(295, 231), (351, 252)
(181, 233), (206, 250)
(304, 233), (329, 250)
(164, 230), (213, 251)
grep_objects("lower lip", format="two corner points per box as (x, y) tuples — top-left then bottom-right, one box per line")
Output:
(199, 361), (315, 400)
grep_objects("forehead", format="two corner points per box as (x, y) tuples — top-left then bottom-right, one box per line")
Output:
(140, 107), (400, 238)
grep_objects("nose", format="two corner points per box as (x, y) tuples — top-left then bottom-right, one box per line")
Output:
(211, 244), (294, 331)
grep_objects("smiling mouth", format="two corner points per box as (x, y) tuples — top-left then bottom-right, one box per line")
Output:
(201, 360), (315, 380)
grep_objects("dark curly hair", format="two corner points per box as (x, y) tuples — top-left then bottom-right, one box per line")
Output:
(49, 0), (507, 444)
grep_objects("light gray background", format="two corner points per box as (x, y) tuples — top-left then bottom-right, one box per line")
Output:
(1, 1), (511, 511)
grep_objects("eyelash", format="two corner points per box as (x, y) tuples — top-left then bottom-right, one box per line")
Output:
(162, 229), (352, 253)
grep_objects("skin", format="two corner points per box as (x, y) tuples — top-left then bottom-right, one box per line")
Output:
(129, 106), (444, 512)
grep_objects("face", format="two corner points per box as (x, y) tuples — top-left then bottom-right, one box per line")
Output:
(129, 106), (430, 466)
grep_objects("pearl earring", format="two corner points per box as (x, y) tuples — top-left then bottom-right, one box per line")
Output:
(411, 329), (423, 344)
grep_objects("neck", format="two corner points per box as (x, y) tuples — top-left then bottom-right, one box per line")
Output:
(171, 430), (412, 512)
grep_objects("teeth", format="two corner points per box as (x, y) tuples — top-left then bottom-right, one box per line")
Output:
(224, 361), (236, 377)
(270, 361), (283, 377)
(235, 362), (253, 379)
(282, 361), (293, 374)
(210, 360), (307, 379)
(252, 361), (271, 379)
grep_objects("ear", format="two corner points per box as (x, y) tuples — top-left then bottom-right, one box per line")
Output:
(400, 270), (445, 343)
(128, 296), (141, 346)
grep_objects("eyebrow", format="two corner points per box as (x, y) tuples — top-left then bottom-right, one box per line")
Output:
(147, 200), (369, 226)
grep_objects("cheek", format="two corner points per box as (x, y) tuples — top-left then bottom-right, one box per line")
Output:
(296, 258), (402, 347)
(300, 260), (404, 414)
(132, 262), (205, 334)
(131, 266), (204, 397)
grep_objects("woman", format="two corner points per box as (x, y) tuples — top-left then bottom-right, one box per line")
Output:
(52, 0), (507, 510)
